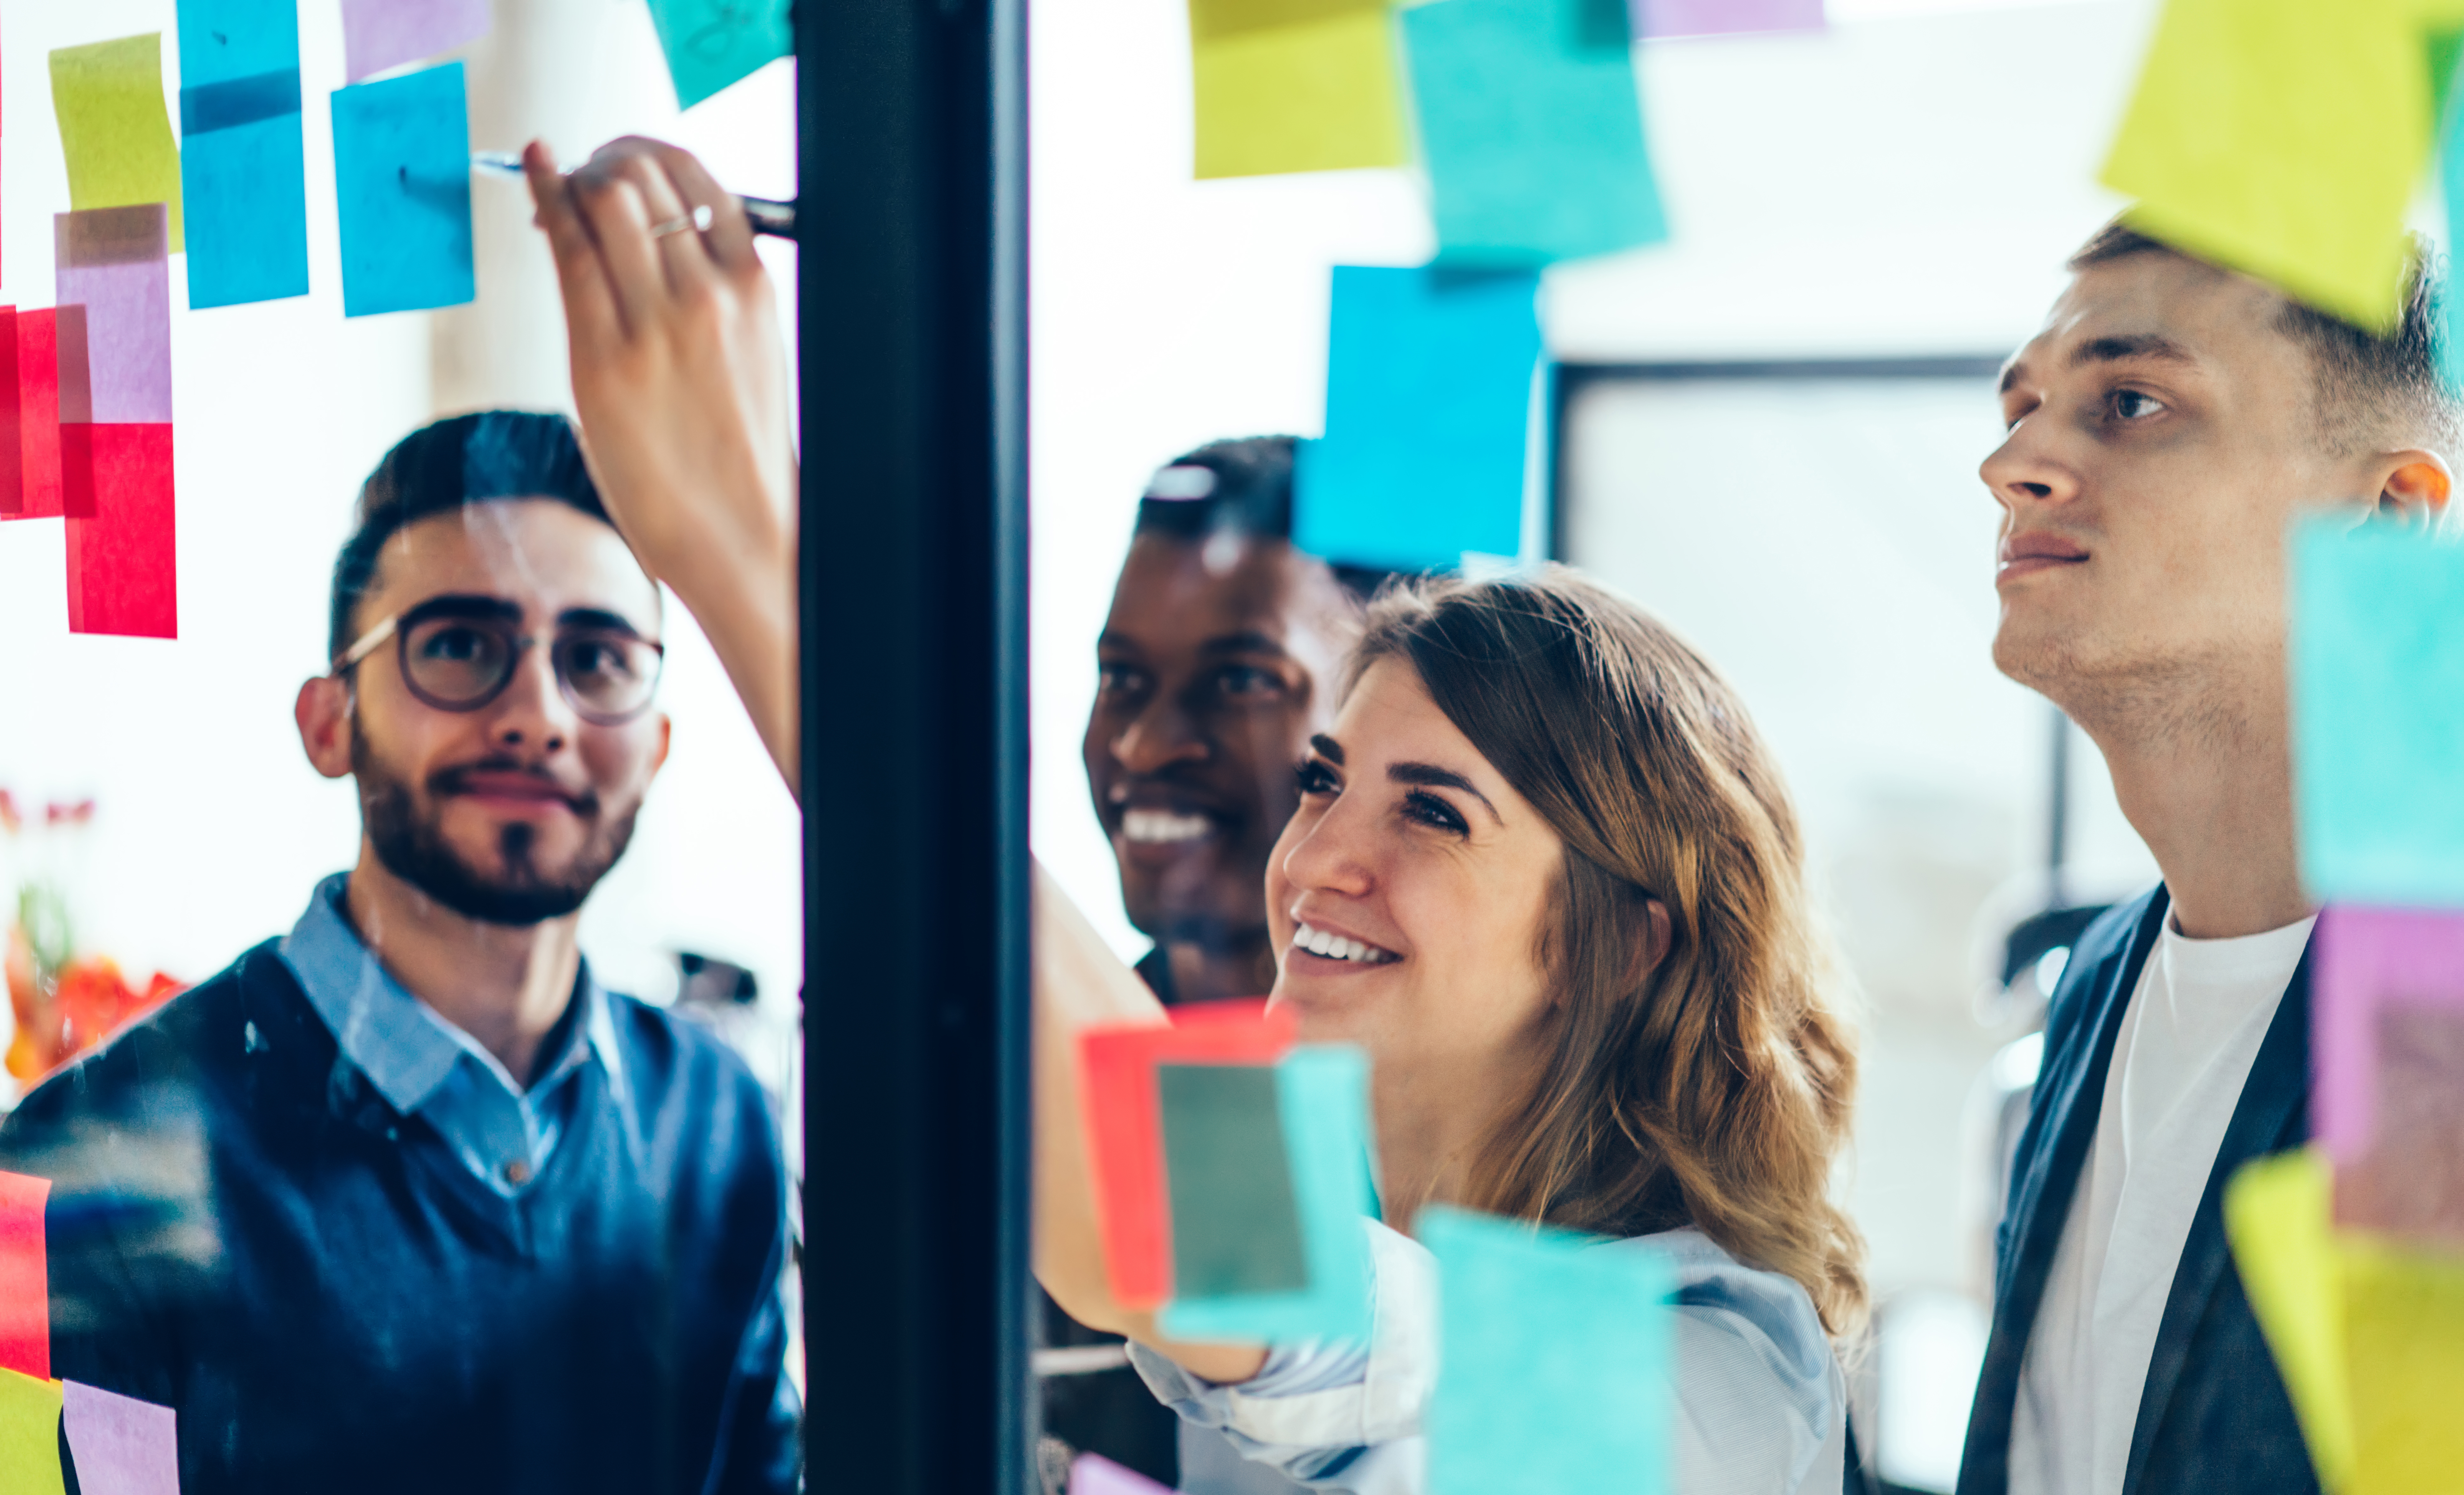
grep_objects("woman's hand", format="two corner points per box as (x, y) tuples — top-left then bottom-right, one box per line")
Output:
(523, 136), (801, 799)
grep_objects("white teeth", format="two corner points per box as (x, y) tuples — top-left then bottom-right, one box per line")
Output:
(1122, 808), (1214, 844)
(1292, 922), (1397, 965)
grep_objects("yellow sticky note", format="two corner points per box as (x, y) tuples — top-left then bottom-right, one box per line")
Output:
(50, 34), (186, 253)
(1190, 0), (1408, 180)
(2226, 1149), (2354, 1493)
(2100, 0), (2428, 330)
(0, 1369), (66, 1495)
(2345, 1236), (2464, 1495)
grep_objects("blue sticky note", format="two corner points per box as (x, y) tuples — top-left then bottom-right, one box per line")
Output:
(1402, 0), (1667, 267)
(1293, 266), (1542, 573)
(1421, 1206), (1673, 1494)
(331, 64), (474, 318)
(648, 0), (792, 110)
(1158, 1046), (1376, 1344)
(2290, 518), (2464, 904)
(179, 0), (310, 309)
(2438, 34), (2464, 393)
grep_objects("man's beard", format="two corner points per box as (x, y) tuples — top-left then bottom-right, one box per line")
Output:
(353, 721), (641, 926)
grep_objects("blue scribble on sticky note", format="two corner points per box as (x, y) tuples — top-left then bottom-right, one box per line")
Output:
(331, 63), (474, 317)
(1402, 0), (1667, 267)
(1420, 1206), (1673, 1495)
(1293, 266), (1542, 573)
(2289, 517), (2464, 905)
(1157, 1046), (1377, 1345)
(648, 0), (791, 110)
(179, 0), (310, 309)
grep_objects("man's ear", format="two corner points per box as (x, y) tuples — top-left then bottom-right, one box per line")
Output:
(296, 676), (356, 780)
(2375, 450), (2452, 528)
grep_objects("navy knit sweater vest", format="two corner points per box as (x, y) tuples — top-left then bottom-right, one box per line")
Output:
(0, 940), (800, 1495)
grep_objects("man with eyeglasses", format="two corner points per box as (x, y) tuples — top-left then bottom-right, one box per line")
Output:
(0, 412), (799, 1495)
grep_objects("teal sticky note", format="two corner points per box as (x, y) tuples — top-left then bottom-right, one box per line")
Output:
(1159, 1046), (1376, 1343)
(331, 63), (474, 317)
(2439, 34), (2464, 393)
(1421, 1205), (1673, 1494)
(2290, 518), (2464, 904)
(1293, 266), (1541, 573)
(179, 0), (310, 308)
(1402, 0), (1667, 267)
(648, 0), (792, 110)
(1160, 1063), (1311, 1299)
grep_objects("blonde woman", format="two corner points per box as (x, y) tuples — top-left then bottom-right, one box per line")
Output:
(1036, 571), (1866, 1493)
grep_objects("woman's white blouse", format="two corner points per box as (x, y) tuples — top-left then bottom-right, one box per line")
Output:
(1129, 1221), (1846, 1495)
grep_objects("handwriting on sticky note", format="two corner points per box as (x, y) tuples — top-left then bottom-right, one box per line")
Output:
(647, 0), (792, 111)
(50, 36), (185, 255)
(62, 1381), (178, 1495)
(1190, 0), (1408, 180)
(179, 0), (311, 308)
(0, 1173), (47, 1381)
(340, 0), (492, 83)
(0, 1368), (65, 1495)
(331, 63), (476, 317)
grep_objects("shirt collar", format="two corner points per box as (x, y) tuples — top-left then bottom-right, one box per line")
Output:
(278, 873), (615, 1116)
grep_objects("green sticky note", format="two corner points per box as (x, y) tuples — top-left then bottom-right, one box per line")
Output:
(646, 0), (791, 110)
(1191, 0), (1409, 179)
(0, 1369), (66, 1495)
(1422, 1205), (1672, 1495)
(1160, 1063), (1310, 1300)
(2225, 1150), (2352, 1493)
(2099, 0), (2440, 331)
(50, 35), (186, 254)
(1400, 0), (1664, 267)
(1160, 1045), (1377, 1343)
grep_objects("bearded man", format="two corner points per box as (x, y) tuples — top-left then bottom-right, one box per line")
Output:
(0, 412), (798, 1495)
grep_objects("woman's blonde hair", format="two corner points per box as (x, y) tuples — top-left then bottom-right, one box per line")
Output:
(1350, 568), (1867, 1334)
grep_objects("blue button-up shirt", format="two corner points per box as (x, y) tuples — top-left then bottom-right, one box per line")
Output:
(277, 874), (626, 1197)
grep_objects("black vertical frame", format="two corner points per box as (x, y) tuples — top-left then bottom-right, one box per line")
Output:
(797, 0), (1031, 1478)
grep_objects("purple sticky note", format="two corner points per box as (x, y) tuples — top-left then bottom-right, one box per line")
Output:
(63, 1380), (178, 1495)
(1638, 0), (1822, 39)
(2315, 904), (2464, 1165)
(55, 206), (171, 424)
(1070, 1453), (1173, 1494)
(340, 0), (492, 82)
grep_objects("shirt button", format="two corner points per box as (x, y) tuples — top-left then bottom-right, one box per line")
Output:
(503, 1160), (532, 1186)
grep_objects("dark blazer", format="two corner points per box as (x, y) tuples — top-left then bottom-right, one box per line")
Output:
(1956, 887), (2321, 1495)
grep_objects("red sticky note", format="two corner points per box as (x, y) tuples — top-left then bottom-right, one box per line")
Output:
(9, 310), (64, 522)
(65, 423), (176, 639)
(0, 1171), (48, 1381)
(1079, 999), (1296, 1309)
(0, 310), (21, 517)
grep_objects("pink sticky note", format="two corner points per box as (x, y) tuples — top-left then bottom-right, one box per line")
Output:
(62, 1382), (177, 1495)
(65, 424), (177, 639)
(1070, 1453), (1174, 1494)
(2315, 905), (2464, 1241)
(0, 310), (21, 517)
(1639, 0), (1822, 38)
(0, 1172), (48, 1381)
(340, 0), (492, 82)
(5, 309), (64, 522)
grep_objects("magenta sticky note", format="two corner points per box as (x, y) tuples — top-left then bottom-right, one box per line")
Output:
(55, 206), (171, 424)
(1070, 1453), (1174, 1494)
(1638, 0), (1822, 38)
(340, 0), (492, 82)
(2314, 904), (2464, 1164)
(63, 1381), (177, 1495)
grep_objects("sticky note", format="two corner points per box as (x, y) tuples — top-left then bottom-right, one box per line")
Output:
(1158, 1063), (1310, 1300)
(1080, 1000), (1299, 1309)
(1190, 0), (1409, 180)
(0, 1370), (64, 1495)
(1293, 266), (1541, 572)
(647, 0), (792, 110)
(65, 425), (178, 640)
(2224, 1150), (2352, 1493)
(2288, 519), (2464, 904)
(6, 312), (68, 523)
(49, 36), (185, 255)
(0, 1173), (47, 1381)
(1070, 1453), (1173, 1495)
(0, 313), (21, 518)
(2344, 1233), (2464, 1495)
(57, 208), (172, 426)
(1637, 0), (1821, 38)
(1401, 0), (1665, 266)
(179, 0), (311, 309)
(340, 0), (492, 83)
(2310, 906), (2464, 1241)
(331, 64), (476, 317)
(1421, 1205), (1672, 1494)
(2101, 0), (2436, 331)
(1158, 1045), (1377, 1343)
(62, 1382), (177, 1495)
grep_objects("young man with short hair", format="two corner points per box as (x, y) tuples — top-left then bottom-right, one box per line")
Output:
(1958, 227), (2455, 1495)
(0, 411), (799, 1495)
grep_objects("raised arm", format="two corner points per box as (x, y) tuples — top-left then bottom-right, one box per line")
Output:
(523, 137), (802, 800)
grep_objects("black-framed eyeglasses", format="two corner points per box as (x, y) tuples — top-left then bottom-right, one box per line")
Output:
(333, 596), (666, 726)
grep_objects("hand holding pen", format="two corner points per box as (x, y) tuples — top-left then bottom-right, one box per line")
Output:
(476, 149), (797, 240)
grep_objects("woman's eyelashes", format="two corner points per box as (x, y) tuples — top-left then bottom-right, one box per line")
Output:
(1296, 756), (1340, 796)
(1402, 788), (1470, 837)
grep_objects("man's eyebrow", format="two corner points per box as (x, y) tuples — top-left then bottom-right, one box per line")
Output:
(1388, 762), (1502, 826)
(2067, 333), (2197, 371)
(1309, 733), (1344, 765)
(558, 606), (652, 640)
(402, 593), (523, 624)
(1199, 630), (1288, 657)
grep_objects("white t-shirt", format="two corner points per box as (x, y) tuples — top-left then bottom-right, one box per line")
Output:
(2007, 911), (2315, 1495)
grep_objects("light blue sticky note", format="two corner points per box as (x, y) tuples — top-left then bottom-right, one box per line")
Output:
(2290, 517), (2464, 904)
(1402, 0), (1667, 267)
(179, 0), (310, 308)
(331, 63), (474, 317)
(1158, 1045), (1376, 1344)
(1420, 1206), (1673, 1495)
(1293, 266), (1541, 573)
(648, 0), (792, 110)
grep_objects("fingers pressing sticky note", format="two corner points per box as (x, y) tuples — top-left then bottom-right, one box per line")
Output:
(50, 37), (185, 256)
(0, 1369), (65, 1495)
(331, 64), (476, 317)
(1190, 0), (1409, 180)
